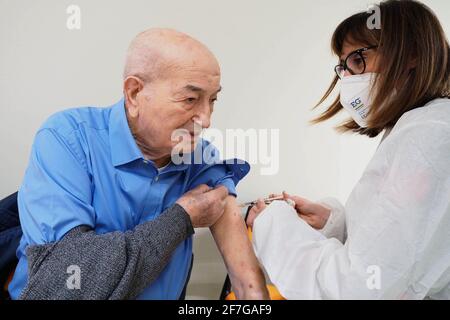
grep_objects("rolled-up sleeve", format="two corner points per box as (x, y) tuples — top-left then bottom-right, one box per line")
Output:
(187, 159), (250, 197)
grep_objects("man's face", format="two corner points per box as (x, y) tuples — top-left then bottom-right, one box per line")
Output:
(133, 62), (221, 158)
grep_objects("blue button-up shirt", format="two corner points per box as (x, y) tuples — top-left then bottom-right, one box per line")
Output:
(9, 98), (249, 299)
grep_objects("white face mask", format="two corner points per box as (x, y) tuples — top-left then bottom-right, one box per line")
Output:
(339, 73), (377, 128)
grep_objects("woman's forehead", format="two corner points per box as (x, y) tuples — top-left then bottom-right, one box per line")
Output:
(340, 39), (372, 59)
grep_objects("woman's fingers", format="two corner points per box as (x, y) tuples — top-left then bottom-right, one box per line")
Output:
(255, 198), (267, 212)
(283, 191), (310, 209)
(282, 191), (296, 202)
(246, 199), (266, 228)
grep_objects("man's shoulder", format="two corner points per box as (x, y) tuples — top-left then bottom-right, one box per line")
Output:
(39, 104), (113, 137)
(185, 139), (221, 167)
(185, 139), (250, 178)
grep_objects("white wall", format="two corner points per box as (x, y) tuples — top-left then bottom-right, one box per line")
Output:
(1, 0), (449, 299)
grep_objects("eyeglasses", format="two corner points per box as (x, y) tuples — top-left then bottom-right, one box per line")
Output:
(334, 46), (377, 79)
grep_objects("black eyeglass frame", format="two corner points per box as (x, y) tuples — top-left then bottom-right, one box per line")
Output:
(334, 45), (378, 79)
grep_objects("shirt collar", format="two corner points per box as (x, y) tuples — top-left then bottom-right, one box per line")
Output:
(109, 98), (144, 167)
(160, 161), (189, 173)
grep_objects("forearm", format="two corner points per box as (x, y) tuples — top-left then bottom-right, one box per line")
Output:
(210, 196), (268, 300)
(20, 204), (194, 300)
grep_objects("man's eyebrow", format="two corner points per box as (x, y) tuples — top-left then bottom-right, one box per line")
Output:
(182, 85), (222, 94)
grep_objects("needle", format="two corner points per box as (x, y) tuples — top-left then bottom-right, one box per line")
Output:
(238, 195), (284, 208)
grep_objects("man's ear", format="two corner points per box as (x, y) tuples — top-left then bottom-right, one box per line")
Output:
(123, 76), (144, 117)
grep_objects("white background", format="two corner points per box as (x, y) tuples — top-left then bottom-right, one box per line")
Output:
(1, 0), (449, 299)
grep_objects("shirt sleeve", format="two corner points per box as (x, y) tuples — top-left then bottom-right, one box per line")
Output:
(18, 128), (95, 245)
(253, 122), (450, 299)
(186, 140), (250, 197)
(187, 160), (250, 197)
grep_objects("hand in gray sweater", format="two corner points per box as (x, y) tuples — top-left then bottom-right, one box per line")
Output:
(19, 204), (194, 300)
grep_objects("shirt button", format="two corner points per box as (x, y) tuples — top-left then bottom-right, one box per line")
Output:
(154, 176), (159, 182)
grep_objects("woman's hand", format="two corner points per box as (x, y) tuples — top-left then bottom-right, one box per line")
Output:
(282, 192), (331, 230)
(246, 198), (268, 228)
(246, 192), (331, 230)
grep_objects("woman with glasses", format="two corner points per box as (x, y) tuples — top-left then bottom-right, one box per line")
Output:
(248, 0), (450, 299)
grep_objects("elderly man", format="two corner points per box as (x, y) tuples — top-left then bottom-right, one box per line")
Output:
(8, 29), (268, 300)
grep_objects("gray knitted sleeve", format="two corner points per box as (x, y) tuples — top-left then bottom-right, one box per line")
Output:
(19, 203), (194, 300)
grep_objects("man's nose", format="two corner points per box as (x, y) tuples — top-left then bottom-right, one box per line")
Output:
(195, 103), (212, 129)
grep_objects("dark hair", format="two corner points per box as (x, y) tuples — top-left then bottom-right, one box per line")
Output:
(312, 0), (450, 138)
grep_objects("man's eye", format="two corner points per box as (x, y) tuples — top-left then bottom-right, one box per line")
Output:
(186, 97), (197, 104)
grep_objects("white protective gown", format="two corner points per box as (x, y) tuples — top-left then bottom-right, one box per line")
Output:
(253, 98), (450, 299)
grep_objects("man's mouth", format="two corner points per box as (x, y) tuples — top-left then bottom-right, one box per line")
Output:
(173, 128), (202, 144)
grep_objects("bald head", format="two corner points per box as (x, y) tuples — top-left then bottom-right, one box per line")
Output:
(122, 29), (222, 165)
(123, 28), (220, 82)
